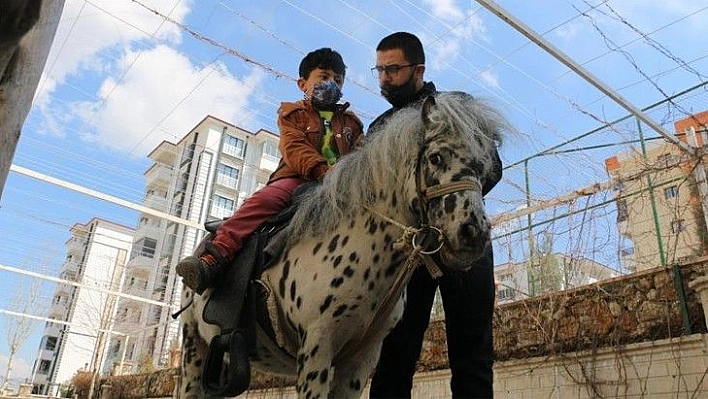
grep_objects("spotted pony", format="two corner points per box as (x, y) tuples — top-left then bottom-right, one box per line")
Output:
(179, 92), (505, 398)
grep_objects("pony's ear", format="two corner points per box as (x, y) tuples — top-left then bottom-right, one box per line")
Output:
(421, 95), (436, 127)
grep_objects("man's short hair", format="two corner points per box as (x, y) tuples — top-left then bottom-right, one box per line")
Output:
(376, 31), (425, 65)
(299, 48), (346, 79)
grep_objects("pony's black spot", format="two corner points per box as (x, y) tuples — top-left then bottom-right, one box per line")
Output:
(391, 192), (397, 207)
(320, 294), (333, 313)
(312, 242), (322, 255)
(384, 262), (397, 277)
(350, 219), (356, 228)
(384, 234), (393, 246)
(290, 280), (297, 301)
(342, 235), (349, 247)
(349, 379), (361, 390)
(426, 176), (441, 186)
(310, 345), (319, 357)
(343, 266), (354, 277)
(378, 221), (388, 232)
(279, 260), (291, 297)
(319, 368), (329, 384)
(328, 234), (340, 252)
(348, 251), (358, 262)
(370, 302), (377, 311)
(333, 304), (347, 317)
(331, 276), (344, 288)
(306, 371), (318, 381)
(452, 167), (475, 180)
(313, 273), (318, 281)
(332, 255), (342, 268)
(372, 254), (380, 264)
(444, 195), (457, 214)
(368, 281), (375, 291)
(297, 296), (302, 309)
(366, 219), (379, 235)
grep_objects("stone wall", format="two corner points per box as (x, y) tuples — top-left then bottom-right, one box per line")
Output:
(89, 262), (708, 398)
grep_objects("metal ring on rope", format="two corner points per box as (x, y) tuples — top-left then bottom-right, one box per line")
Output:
(412, 226), (445, 255)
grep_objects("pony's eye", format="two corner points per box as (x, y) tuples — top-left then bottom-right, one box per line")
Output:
(429, 153), (443, 166)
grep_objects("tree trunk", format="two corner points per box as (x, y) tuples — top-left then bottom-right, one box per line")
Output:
(2, 348), (16, 390)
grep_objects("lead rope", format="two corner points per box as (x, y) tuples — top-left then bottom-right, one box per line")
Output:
(334, 207), (443, 364)
(362, 206), (442, 278)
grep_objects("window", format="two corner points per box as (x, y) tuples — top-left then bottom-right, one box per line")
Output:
(38, 360), (51, 374)
(498, 287), (514, 301)
(263, 140), (280, 159)
(671, 219), (686, 234)
(211, 195), (235, 219)
(45, 336), (57, 351)
(223, 135), (245, 158)
(616, 200), (628, 222)
(216, 163), (239, 189)
(664, 185), (678, 199)
(130, 238), (157, 259)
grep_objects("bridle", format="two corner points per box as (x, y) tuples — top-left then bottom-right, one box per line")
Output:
(412, 136), (483, 255)
(342, 132), (484, 364)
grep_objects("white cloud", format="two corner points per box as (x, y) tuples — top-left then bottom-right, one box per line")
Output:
(0, 354), (33, 389)
(424, 0), (464, 20)
(32, 0), (264, 156)
(479, 70), (499, 89)
(69, 45), (263, 156)
(553, 21), (581, 41)
(422, 1), (488, 72)
(35, 0), (192, 106)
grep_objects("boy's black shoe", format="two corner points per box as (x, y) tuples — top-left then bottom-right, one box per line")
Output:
(176, 254), (222, 295)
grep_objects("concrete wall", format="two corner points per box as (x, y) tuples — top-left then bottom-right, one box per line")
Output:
(241, 334), (707, 398)
(86, 261), (708, 398)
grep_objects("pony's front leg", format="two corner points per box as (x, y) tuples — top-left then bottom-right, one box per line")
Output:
(296, 330), (334, 399)
(329, 342), (384, 399)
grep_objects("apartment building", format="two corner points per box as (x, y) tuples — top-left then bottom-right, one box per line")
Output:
(605, 111), (708, 272)
(103, 115), (279, 373)
(494, 253), (618, 304)
(30, 218), (134, 396)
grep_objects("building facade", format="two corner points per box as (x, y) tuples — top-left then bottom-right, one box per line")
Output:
(104, 115), (280, 373)
(30, 218), (134, 395)
(494, 253), (618, 304)
(605, 111), (708, 272)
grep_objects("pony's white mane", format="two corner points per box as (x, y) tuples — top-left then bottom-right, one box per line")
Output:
(287, 92), (505, 243)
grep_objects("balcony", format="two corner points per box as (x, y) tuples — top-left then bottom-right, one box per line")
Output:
(143, 193), (167, 212)
(126, 253), (156, 274)
(145, 163), (174, 190)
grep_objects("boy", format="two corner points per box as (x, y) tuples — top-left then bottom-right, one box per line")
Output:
(177, 48), (364, 294)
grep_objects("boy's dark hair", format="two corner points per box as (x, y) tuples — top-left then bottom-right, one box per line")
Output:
(299, 48), (346, 79)
(376, 31), (425, 65)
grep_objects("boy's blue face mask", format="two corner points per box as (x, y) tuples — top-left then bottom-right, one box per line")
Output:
(311, 80), (342, 109)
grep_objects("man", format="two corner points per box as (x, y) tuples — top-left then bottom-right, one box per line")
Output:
(368, 31), (501, 398)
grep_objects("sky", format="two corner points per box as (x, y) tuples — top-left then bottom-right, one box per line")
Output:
(1, 0), (708, 389)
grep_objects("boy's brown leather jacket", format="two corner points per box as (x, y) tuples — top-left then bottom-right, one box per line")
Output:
(269, 99), (364, 182)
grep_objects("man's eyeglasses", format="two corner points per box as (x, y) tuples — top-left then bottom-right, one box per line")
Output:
(370, 64), (418, 77)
